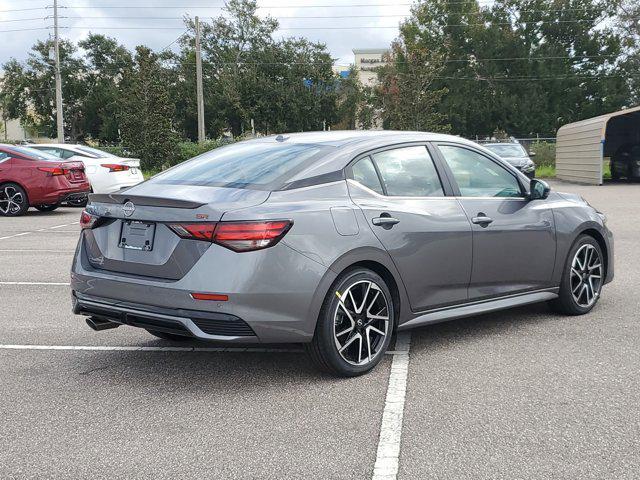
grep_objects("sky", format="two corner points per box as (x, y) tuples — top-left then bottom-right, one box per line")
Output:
(0, 0), (415, 67)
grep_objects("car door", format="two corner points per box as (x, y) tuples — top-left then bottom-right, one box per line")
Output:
(347, 144), (473, 311)
(434, 142), (556, 300)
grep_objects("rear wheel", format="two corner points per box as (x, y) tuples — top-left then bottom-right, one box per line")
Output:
(35, 204), (59, 212)
(0, 183), (29, 216)
(306, 268), (395, 377)
(145, 330), (190, 341)
(550, 235), (604, 315)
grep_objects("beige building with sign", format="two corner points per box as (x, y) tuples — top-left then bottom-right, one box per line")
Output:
(353, 48), (389, 86)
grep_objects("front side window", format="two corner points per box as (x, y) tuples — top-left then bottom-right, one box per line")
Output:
(351, 157), (384, 194)
(371, 146), (444, 197)
(438, 145), (523, 198)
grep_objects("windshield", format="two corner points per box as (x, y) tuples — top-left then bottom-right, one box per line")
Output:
(75, 146), (116, 158)
(7, 146), (63, 162)
(148, 142), (331, 189)
(484, 144), (527, 158)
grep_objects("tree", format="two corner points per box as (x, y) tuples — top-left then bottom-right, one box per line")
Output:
(118, 46), (179, 170)
(375, 43), (450, 132)
(78, 34), (133, 142)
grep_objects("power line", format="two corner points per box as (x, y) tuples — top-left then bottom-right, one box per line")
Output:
(0, 7), (48, 13)
(0, 17), (46, 23)
(0, 27), (50, 33)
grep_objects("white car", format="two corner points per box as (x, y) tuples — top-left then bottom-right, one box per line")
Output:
(29, 144), (144, 205)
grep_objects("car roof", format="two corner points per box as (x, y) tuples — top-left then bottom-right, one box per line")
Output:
(248, 130), (473, 148)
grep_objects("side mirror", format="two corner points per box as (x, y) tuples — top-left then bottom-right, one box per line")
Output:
(528, 151), (536, 157)
(529, 179), (550, 200)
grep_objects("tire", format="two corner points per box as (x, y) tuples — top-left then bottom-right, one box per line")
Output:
(305, 268), (395, 377)
(0, 183), (29, 216)
(35, 204), (59, 212)
(550, 234), (604, 315)
(146, 330), (190, 341)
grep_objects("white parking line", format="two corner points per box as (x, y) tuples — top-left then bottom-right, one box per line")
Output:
(0, 282), (70, 286)
(0, 250), (76, 253)
(0, 344), (303, 353)
(0, 221), (80, 241)
(373, 331), (412, 480)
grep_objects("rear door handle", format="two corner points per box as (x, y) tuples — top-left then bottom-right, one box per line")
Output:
(372, 216), (400, 227)
(471, 215), (493, 226)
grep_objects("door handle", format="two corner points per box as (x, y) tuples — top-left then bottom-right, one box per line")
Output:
(372, 216), (400, 227)
(471, 214), (493, 226)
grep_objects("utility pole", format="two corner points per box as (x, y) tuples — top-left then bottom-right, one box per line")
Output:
(195, 16), (205, 143)
(53, 0), (64, 143)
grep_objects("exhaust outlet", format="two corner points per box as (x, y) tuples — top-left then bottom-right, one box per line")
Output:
(86, 317), (120, 331)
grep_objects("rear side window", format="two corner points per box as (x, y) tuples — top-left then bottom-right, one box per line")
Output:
(371, 146), (444, 197)
(149, 142), (330, 189)
(438, 145), (523, 198)
(352, 157), (384, 194)
(0, 152), (8, 162)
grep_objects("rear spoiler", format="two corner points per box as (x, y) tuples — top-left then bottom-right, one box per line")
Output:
(121, 158), (140, 168)
(88, 193), (204, 209)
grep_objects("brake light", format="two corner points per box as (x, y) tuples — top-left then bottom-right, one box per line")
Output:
(166, 220), (293, 252)
(80, 210), (98, 229)
(38, 166), (66, 176)
(101, 163), (130, 172)
(214, 221), (292, 252)
(167, 223), (216, 240)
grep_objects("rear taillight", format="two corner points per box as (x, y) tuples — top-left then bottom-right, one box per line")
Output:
(38, 166), (66, 176)
(167, 220), (293, 252)
(101, 163), (130, 172)
(167, 223), (217, 240)
(80, 210), (98, 229)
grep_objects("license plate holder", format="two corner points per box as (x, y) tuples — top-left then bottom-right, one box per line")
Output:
(119, 220), (155, 251)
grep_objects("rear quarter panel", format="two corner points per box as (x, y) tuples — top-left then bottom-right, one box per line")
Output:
(222, 181), (412, 327)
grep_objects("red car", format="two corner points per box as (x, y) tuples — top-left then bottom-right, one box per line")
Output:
(0, 144), (91, 216)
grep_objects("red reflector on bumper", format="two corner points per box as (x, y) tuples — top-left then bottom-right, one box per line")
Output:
(190, 293), (229, 301)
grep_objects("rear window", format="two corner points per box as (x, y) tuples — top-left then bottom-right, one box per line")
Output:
(484, 144), (527, 158)
(76, 146), (115, 158)
(148, 142), (331, 189)
(7, 146), (62, 162)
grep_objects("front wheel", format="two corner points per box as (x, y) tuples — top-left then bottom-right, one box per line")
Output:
(305, 268), (395, 377)
(35, 204), (59, 212)
(0, 183), (29, 216)
(550, 235), (604, 315)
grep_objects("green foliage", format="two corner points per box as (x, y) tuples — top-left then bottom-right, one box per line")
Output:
(118, 46), (180, 171)
(174, 140), (224, 167)
(529, 142), (556, 167)
(394, 0), (634, 137)
(535, 165), (556, 178)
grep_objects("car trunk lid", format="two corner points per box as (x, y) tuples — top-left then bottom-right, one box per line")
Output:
(83, 184), (271, 279)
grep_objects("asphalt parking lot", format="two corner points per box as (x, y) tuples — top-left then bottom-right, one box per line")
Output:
(1, 181), (638, 479)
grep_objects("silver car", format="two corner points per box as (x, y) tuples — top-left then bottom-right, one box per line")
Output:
(483, 142), (536, 178)
(71, 131), (613, 376)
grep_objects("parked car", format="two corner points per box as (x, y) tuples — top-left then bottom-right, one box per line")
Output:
(71, 131), (613, 376)
(483, 142), (536, 178)
(28, 144), (144, 206)
(610, 143), (640, 180)
(0, 144), (90, 216)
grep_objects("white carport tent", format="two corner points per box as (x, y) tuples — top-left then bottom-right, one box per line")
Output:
(556, 106), (640, 185)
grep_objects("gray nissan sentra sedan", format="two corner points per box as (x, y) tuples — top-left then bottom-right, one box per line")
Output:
(71, 131), (613, 376)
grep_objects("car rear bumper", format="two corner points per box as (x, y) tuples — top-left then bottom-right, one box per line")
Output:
(73, 291), (258, 341)
(70, 234), (335, 343)
(36, 186), (91, 205)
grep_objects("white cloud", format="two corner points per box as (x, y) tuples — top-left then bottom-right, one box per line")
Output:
(1, 0), (412, 66)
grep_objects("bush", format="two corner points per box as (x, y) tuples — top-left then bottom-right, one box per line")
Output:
(529, 141), (556, 167)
